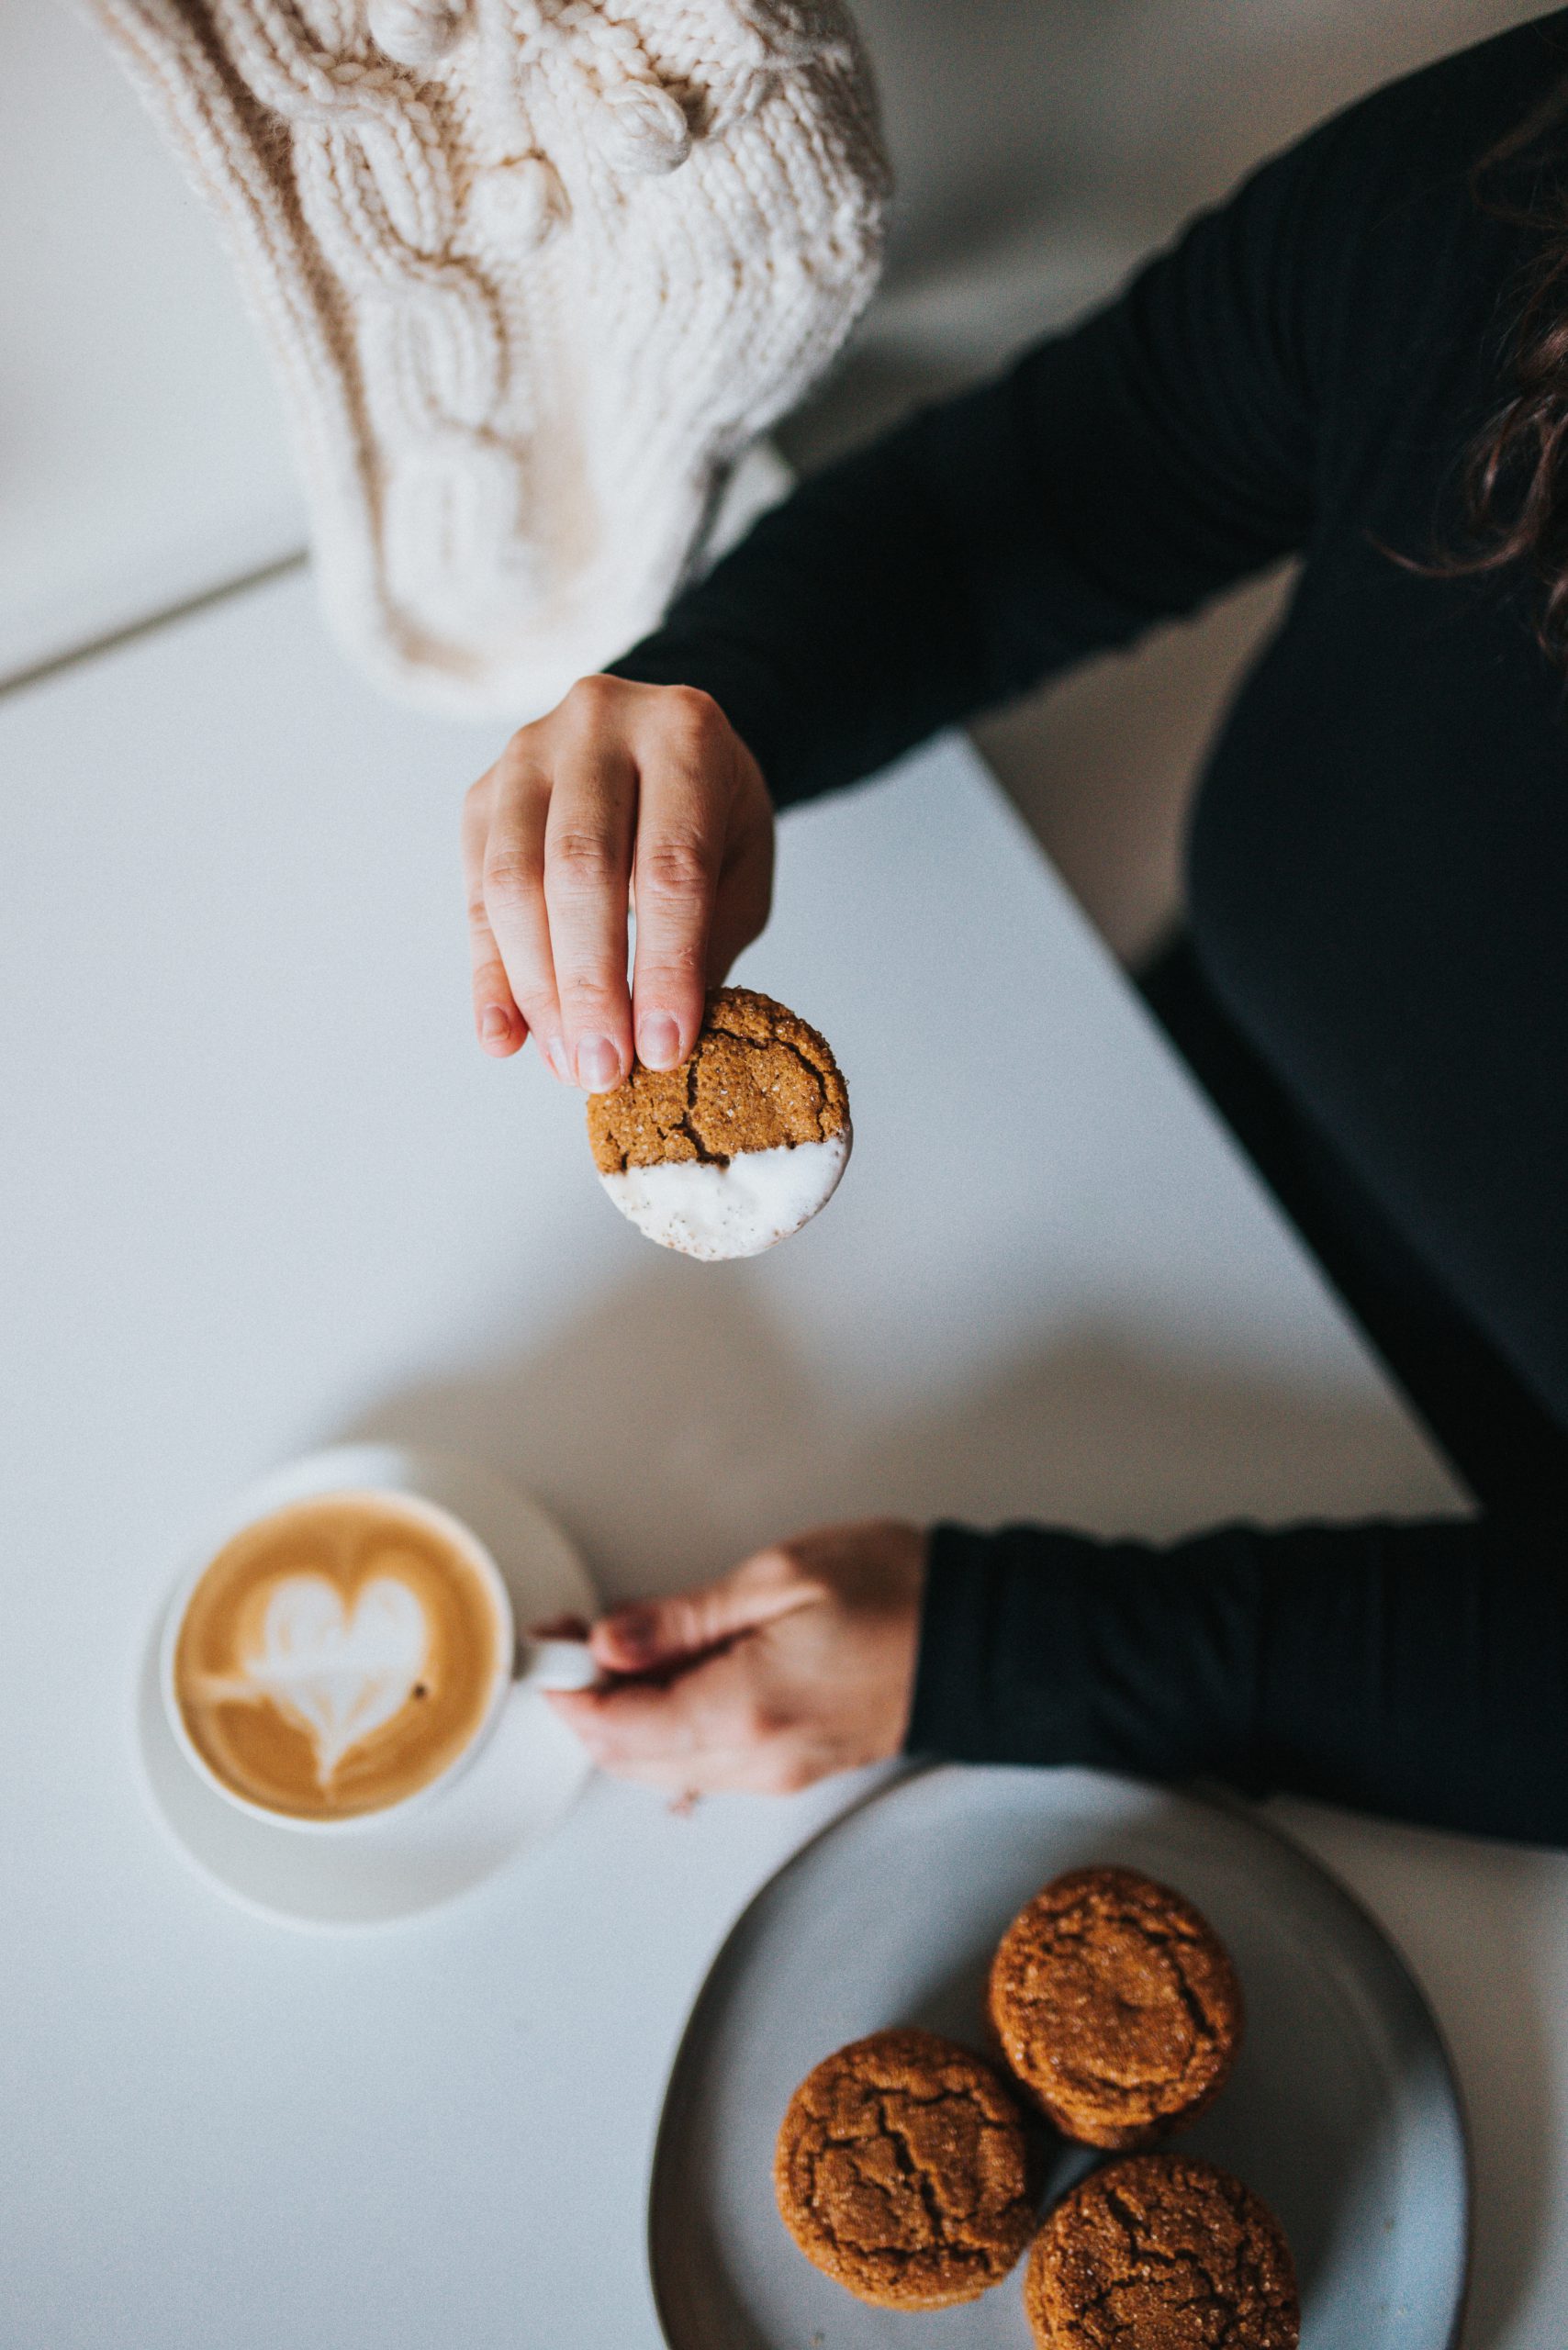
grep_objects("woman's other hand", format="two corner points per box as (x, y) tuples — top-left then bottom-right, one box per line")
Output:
(463, 677), (774, 1088)
(549, 1521), (928, 1796)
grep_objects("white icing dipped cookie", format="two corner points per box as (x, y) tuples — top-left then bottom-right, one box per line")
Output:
(588, 990), (851, 1261)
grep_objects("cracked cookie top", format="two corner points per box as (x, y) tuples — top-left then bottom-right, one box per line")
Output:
(989, 1868), (1242, 2148)
(773, 2027), (1035, 2311)
(1024, 2154), (1299, 2350)
(587, 987), (849, 1173)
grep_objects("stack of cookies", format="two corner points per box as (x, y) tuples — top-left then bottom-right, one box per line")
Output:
(773, 1865), (1300, 2349)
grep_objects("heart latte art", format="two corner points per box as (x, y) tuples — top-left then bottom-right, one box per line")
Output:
(172, 1492), (507, 1821)
(240, 1572), (430, 1785)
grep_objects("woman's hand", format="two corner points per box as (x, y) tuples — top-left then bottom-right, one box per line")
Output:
(548, 1521), (928, 1796)
(463, 677), (774, 1089)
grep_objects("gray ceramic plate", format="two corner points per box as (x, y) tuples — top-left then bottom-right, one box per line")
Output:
(650, 1766), (1467, 2349)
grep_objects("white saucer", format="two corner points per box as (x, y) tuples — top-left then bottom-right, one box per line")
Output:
(134, 1443), (598, 1930)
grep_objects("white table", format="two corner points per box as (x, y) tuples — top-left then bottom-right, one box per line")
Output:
(2, 565), (1563, 2348)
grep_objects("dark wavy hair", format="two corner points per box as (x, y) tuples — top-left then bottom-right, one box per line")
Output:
(1424, 73), (1568, 659)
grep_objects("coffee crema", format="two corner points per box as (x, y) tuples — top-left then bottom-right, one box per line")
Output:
(172, 1490), (508, 1821)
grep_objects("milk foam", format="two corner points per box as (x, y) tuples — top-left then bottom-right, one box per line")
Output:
(174, 1492), (506, 1820)
(599, 1129), (851, 1260)
(239, 1573), (430, 1785)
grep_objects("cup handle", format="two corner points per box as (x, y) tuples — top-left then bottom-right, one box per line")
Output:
(514, 1636), (599, 1694)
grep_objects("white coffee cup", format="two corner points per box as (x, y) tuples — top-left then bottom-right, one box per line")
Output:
(160, 1485), (597, 1835)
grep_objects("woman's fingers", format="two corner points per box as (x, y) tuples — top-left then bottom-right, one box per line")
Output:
(588, 1547), (813, 1674)
(547, 1646), (799, 1795)
(465, 677), (776, 1081)
(706, 794), (775, 986)
(476, 754), (566, 1076)
(553, 1523), (925, 1800)
(629, 690), (729, 1068)
(462, 776), (525, 1057)
(542, 697), (638, 1091)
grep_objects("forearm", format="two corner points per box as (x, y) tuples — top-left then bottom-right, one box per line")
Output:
(609, 121), (1332, 809)
(609, 369), (1141, 811)
(910, 1514), (1568, 1845)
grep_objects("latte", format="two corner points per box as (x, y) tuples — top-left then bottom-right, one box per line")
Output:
(170, 1490), (510, 1822)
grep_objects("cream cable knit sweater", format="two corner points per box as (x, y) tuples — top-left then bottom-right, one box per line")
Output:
(87, 0), (888, 716)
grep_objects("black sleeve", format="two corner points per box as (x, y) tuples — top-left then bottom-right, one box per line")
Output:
(909, 1516), (1568, 1846)
(609, 110), (1338, 807)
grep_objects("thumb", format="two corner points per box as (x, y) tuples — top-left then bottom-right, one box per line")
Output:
(590, 1549), (810, 1674)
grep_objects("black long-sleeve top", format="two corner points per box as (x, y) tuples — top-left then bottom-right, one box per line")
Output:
(611, 15), (1568, 1843)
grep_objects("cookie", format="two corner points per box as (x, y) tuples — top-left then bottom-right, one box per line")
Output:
(989, 1868), (1241, 2148)
(773, 2027), (1035, 2310)
(587, 987), (851, 1259)
(1023, 2154), (1299, 2350)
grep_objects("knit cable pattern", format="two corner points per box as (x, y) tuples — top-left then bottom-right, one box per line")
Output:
(85, 0), (889, 714)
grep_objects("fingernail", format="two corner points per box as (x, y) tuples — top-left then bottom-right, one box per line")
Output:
(480, 1005), (512, 1045)
(637, 1011), (680, 1069)
(542, 1035), (567, 1080)
(606, 1606), (655, 1663)
(577, 1035), (622, 1092)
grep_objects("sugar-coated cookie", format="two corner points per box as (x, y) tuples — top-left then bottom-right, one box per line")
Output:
(1024, 2154), (1299, 2349)
(989, 1867), (1242, 2148)
(587, 988), (850, 1259)
(773, 2028), (1035, 2310)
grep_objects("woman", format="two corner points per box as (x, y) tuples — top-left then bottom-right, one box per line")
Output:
(462, 15), (1568, 1839)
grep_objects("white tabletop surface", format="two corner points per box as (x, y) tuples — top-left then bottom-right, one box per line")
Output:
(1, 563), (1563, 2349)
